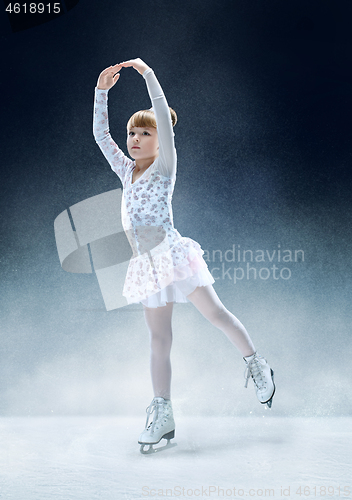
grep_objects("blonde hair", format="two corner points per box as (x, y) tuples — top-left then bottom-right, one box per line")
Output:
(127, 107), (177, 130)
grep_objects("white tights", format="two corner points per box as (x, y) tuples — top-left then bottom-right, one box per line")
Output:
(143, 284), (256, 400)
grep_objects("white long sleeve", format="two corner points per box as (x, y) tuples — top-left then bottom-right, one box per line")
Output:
(142, 68), (177, 178)
(93, 88), (133, 183)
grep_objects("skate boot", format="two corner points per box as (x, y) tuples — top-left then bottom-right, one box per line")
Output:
(138, 397), (175, 454)
(243, 352), (275, 408)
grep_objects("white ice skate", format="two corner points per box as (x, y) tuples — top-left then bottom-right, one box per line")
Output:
(243, 352), (275, 408)
(138, 397), (176, 454)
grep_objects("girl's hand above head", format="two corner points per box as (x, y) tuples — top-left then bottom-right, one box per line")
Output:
(119, 58), (150, 75)
(96, 64), (122, 90)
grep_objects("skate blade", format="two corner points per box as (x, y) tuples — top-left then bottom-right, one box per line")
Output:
(263, 370), (275, 409)
(139, 430), (176, 455)
(266, 398), (273, 409)
(140, 439), (177, 455)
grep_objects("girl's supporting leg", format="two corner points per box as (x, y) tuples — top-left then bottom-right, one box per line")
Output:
(186, 284), (256, 357)
(143, 301), (173, 400)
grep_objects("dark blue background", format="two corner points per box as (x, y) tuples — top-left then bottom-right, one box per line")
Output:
(0, 0), (351, 416)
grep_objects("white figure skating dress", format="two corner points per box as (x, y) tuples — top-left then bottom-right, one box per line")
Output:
(93, 68), (214, 307)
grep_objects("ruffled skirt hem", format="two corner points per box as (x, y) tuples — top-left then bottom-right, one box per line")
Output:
(139, 266), (215, 308)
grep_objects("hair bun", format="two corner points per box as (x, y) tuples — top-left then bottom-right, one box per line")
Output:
(169, 107), (177, 127)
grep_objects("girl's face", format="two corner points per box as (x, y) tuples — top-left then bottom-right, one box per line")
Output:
(127, 127), (159, 162)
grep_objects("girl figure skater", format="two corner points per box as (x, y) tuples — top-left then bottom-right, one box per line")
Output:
(93, 58), (275, 452)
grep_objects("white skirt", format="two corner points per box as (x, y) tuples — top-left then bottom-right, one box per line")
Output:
(123, 236), (215, 308)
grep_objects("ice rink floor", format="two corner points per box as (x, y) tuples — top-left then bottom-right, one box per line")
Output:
(0, 416), (351, 500)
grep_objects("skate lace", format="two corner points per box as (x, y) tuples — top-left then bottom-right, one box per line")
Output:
(144, 398), (170, 435)
(244, 356), (266, 390)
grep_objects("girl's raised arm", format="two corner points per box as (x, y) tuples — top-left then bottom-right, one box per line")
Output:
(93, 64), (134, 183)
(119, 59), (177, 178)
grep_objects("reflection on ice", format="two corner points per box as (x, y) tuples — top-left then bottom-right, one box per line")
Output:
(0, 416), (351, 499)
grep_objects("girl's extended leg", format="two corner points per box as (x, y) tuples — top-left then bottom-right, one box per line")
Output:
(143, 301), (173, 400)
(186, 285), (255, 357)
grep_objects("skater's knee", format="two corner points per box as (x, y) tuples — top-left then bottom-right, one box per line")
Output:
(150, 330), (172, 353)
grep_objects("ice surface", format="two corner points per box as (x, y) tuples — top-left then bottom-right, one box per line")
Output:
(0, 417), (351, 499)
